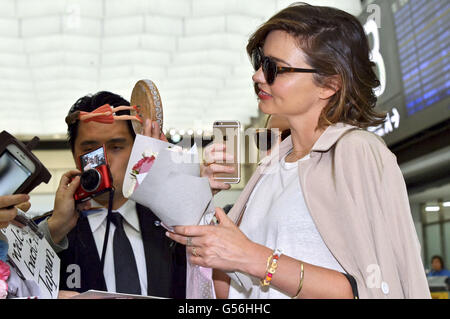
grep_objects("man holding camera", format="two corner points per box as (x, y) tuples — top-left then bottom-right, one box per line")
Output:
(38, 91), (187, 298)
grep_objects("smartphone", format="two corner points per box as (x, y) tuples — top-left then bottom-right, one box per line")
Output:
(0, 144), (36, 196)
(212, 120), (241, 184)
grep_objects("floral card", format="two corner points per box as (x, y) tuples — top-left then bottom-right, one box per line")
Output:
(123, 134), (215, 228)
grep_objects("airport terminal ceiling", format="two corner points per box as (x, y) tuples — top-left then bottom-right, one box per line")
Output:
(1, 0), (448, 199)
(0, 0), (363, 140)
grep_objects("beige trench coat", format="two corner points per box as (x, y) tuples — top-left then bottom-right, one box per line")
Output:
(228, 123), (430, 299)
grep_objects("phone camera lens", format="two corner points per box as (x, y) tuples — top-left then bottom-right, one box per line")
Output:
(80, 169), (101, 192)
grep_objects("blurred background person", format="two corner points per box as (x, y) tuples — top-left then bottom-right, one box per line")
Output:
(428, 255), (450, 277)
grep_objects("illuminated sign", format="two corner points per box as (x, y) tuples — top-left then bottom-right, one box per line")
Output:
(364, 18), (387, 97)
(368, 107), (400, 137)
(360, 0), (450, 145)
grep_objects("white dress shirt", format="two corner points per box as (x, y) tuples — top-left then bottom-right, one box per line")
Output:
(86, 199), (148, 295)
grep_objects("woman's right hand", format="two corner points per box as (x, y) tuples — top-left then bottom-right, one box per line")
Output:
(0, 194), (30, 228)
(201, 143), (236, 195)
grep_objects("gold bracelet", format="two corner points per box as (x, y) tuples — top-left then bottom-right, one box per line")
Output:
(292, 262), (304, 298)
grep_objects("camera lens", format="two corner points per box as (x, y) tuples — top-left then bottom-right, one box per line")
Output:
(80, 169), (101, 192)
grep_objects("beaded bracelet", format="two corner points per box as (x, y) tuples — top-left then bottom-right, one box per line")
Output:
(260, 248), (282, 287)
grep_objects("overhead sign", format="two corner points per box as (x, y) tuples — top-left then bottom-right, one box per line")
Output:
(359, 0), (450, 146)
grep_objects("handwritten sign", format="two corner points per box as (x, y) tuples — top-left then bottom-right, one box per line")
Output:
(0, 225), (60, 299)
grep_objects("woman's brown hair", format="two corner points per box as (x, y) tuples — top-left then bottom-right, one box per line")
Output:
(247, 2), (386, 129)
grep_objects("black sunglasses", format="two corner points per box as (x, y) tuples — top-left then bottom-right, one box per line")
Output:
(251, 47), (318, 85)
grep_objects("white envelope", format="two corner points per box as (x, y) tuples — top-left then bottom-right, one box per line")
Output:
(123, 134), (251, 292)
(123, 134), (214, 227)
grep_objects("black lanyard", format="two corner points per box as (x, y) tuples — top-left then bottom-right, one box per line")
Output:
(99, 188), (115, 272)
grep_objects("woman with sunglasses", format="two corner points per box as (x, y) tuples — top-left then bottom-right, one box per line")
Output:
(168, 3), (430, 299)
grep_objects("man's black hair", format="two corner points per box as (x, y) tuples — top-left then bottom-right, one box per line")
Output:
(67, 91), (136, 152)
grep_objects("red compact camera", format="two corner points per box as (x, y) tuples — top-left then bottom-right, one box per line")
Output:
(74, 145), (113, 203)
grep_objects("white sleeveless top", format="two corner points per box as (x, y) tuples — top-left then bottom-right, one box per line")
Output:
(228, 154), (345, 299)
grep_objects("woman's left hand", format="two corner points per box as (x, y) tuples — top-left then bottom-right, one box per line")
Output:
(166, 207), (256, 273)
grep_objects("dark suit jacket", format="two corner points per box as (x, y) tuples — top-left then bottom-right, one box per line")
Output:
(58, 204), (186, 298)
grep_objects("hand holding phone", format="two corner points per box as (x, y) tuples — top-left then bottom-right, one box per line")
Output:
(0, 131), (51, 238)
(211, 121), (241, 184)
(201, 143), (235, 195)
